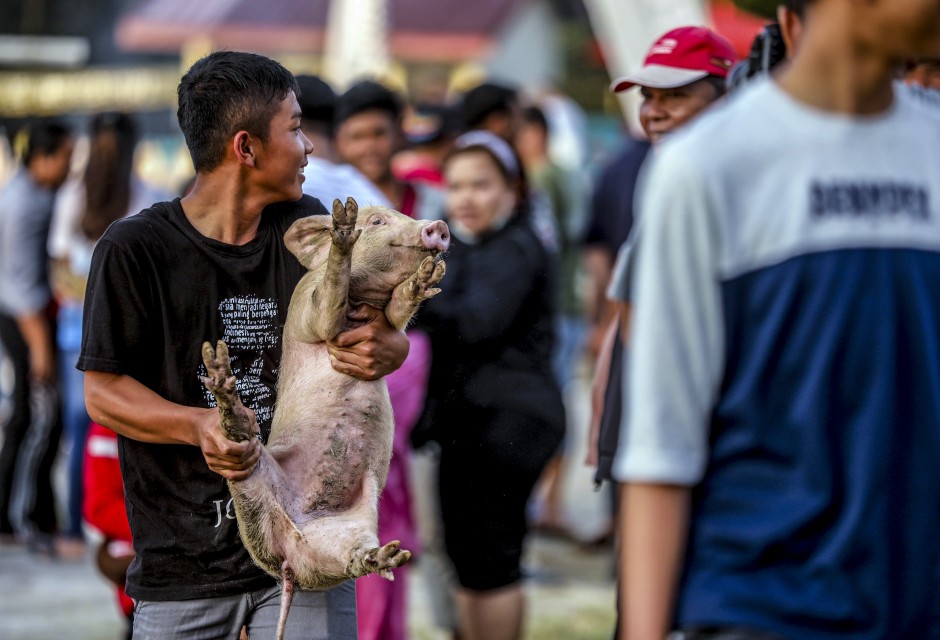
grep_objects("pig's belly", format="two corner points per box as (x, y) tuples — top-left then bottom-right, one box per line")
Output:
(267, 340), (394, 520)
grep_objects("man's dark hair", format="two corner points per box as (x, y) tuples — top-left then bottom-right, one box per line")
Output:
(296, 74), (337, 137)
(334, 80), (403, 127)
(783, 0), (811, 18)
(81, 112), (137, 241)
(404, 103), (460, 146)
(177, 50), (299, 173)
(21, 120), (71, 165)
(459, 82), (518, 131)
(703, 75), (728, 99)
(521, 105), (549, 135)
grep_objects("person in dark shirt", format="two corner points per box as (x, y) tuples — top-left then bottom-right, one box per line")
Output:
(417, 130), (564, 640)
(582, 136), (650, 362)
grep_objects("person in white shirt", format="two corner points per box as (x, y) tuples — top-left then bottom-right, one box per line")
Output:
(295, 75), (389, 209)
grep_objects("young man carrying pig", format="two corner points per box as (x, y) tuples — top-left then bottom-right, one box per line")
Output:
(78, 51), (409, 640)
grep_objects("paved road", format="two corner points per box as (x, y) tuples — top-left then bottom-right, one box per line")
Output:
(0, 365), (615, 639)
(0, 532), (615, 640)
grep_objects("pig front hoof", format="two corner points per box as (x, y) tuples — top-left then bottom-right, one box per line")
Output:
(201, 340), (237, 396)
(330, 197), (361, 253)
(408, 256), (446, 301)
(364, 540), (412, 580)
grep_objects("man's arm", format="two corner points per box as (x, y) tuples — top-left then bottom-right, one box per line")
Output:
(16, 312), (55, 384)
(611, 146), (724, 637)
(586, 300), (634, 468)
(618, 483), (690, 640)
(327, 303), (410, 380)
(84, 371), (260, 480)
(586, 313), (618, 467)
(583, 245), (616, 359)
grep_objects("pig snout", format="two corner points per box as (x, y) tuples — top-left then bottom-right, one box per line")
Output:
(421, 220), (450, 253)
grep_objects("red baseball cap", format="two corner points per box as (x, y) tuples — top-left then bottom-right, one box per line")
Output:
(610, 26), (738, 93)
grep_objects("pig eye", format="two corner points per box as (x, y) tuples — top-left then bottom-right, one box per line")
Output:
(371, 217), (384, 225)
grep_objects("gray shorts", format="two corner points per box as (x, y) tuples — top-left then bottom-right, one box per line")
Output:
(132, 581), (356, 640)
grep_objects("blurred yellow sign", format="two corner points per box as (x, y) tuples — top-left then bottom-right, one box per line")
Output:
(0, 66), (179, 117)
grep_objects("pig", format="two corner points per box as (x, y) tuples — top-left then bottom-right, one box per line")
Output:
(200, 197), (448, 640)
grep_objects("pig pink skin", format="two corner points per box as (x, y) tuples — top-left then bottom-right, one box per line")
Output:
(218, 202), (448, 591)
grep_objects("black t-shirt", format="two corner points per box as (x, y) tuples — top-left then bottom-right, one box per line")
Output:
(585, 138), (651, 254)
(78, 195), (327, 601)
(414, 213), (565, 445)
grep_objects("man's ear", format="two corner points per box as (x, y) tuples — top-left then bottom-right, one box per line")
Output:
(233, 131), (256, 168)
(777, 6), (802, 59)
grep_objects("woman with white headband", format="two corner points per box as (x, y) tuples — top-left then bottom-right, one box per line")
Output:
(414, 130), (565, 640)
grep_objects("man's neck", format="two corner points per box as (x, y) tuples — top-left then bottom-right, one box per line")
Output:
(180, 171), (267, 245)
(776, 12), (896, 116)
(25, 165), (54, 191)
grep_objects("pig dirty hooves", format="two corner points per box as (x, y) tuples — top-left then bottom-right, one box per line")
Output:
(331, 197), (361, 253)
(201, 340), (236, 400)
(200, 340), (253, 443)
(409, 256), (446, 302)
(363, 540), (412, 581)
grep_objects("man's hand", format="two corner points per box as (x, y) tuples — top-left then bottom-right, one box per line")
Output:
(28, 340), (56, 385)
(327, 304), (410, 380)
(194, 407), (261, 481)
(16, 312), (56, 384)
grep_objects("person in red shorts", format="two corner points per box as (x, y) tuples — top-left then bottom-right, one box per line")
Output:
(83, 422), (134, 639)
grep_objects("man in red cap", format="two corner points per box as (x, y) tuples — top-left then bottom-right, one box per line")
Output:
(610, 26), (738, 143)
(588, 25), (738, 515)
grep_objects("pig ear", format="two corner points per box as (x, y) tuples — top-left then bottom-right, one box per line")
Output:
(284, 214), (333, 268)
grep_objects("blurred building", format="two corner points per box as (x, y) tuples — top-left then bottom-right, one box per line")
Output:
(0, 0), (767, 185)
(0, 0), (178, 121)
(114, 0), (571, 98)
(583, 0), (766, 133)
(0, 0), (186, 187)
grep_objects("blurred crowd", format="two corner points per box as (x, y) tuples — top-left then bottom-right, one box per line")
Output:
(2, 1), (940, 639)
(0, 63), (620, 640)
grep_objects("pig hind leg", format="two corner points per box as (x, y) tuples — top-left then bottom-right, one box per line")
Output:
(200, 343), (305, 576)
(294, 472), (411, 585)
(201, 340), (253, 442)
(340, 473), (411, 580)
(229, 461), (305, 576)
(359, 539), (412, 580)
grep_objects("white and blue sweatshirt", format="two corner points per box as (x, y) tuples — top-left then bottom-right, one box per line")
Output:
(613, 78), (940, 638)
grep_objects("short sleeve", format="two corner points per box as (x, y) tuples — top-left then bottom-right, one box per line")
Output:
(611, 148), (725, 486)
(3, 218), (52, 315)
(78, 236), (156, 376)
